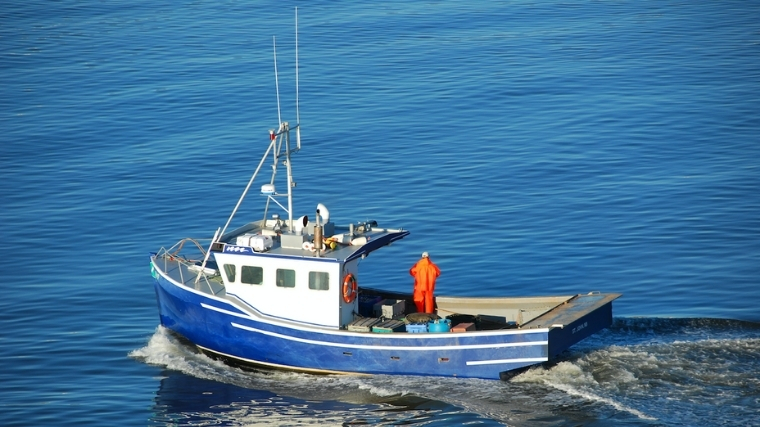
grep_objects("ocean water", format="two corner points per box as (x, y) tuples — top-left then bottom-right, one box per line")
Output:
(2, 1), (759, 426)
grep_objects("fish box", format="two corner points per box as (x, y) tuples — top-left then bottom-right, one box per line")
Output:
(405, 323), (428, 333)
(250, 235), (273, 252)
(373, 299), (406, 319)
(451, 322), (476, 332)
(235, 233), (256, 246)
(372, 319), (406, 333)
(358, 295), (383, 317)
(347, 318), (380, 332)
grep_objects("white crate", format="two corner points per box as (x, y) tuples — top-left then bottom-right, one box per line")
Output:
(236, 234), (273, 252)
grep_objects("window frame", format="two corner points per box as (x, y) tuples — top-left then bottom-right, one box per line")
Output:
(240, 265), (264, 285)
(223, 264), (236, 283)
(276, 268), (296, 288)
(308, 271), (330, 291)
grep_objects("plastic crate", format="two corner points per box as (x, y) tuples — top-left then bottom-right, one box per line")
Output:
(372, 319), (405, 333)
(358, 295), (383, 317)
(405, 323), (428, 333)
(347, 318), (380, 332)
(373, 299), (406, 318)
(451, 322), (476, 332)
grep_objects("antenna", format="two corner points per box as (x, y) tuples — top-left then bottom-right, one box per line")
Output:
(295, 7), (301, 150)
(273, 36), (282, 126)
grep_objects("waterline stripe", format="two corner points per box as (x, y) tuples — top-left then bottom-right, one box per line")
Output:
(197, 345), (361, 376)
(466, 357), (548, 366)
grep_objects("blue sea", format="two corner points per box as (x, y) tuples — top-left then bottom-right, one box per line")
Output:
(2, 1), (759, 425)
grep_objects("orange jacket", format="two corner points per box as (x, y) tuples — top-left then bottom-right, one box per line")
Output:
(409, 258), (441, 298)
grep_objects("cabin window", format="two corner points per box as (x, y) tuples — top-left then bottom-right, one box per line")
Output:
(309, 272), (329, 291)
(223, 264), (236, 283)
(276, 268), (296, 288)
(241, 265), (263, 285)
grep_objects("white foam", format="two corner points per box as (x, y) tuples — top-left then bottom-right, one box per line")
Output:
(129, 326), (246, 385)
(550, 381), (657, 421)
(348, 377), (409, 398)
(513, 360), (657, 420)
(514, 361), (598, 387)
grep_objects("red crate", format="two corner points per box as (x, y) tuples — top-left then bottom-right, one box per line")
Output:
(451, 322), (475, 332)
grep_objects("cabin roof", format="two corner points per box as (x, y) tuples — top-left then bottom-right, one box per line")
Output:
(218, 224), (410, 263)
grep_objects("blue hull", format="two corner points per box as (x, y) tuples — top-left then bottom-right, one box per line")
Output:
(153, 274), (557, 380)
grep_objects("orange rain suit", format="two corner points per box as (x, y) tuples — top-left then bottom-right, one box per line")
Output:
(409, 257), (441, 313)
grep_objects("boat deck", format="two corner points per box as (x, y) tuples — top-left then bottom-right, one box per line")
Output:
(153, 253), (226, 297)
(522, 292), (621, 329)
(152, 252), (618, 335)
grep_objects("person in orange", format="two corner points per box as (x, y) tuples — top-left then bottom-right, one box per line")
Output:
(409, 252), (441, 313)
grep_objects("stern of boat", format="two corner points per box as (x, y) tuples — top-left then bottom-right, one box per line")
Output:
(521, 292), (621, 358)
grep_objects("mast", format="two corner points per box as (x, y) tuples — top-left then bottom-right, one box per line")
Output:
(284, 122), (294, 231)
(289, 7), (301, 229)
(217, 10), (301, 239)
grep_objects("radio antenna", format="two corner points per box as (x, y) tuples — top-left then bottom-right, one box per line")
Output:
(273, 36), (282, 126)
(295, 7), (301, 150)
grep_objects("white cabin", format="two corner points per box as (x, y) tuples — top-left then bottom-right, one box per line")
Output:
(213, 238), (363, 328)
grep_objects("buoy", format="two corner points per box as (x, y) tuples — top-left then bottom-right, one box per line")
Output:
(350, 236), (368, 246)
(342, 273), (357, 303)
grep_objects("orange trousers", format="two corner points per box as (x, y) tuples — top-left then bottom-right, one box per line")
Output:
(414, 291), (435, 314)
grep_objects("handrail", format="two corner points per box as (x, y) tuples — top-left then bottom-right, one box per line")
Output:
(154, 244), (223, 296)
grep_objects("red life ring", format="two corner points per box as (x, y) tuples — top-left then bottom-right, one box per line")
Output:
(342, 273), (357, 303)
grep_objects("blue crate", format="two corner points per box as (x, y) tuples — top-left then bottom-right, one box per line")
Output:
(357, 295), (383, 317)
(405, 323), (428, 333)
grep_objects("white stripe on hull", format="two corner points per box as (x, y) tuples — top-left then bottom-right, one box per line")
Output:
(466, 357), (548, 366)
(197, 345), (364, 376)
(231, 322), (549, 351)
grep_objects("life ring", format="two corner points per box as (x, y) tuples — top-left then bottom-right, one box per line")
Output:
(342, 273), (357, 303)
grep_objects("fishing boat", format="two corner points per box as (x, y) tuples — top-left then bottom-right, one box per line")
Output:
(148, 21), (621, 381)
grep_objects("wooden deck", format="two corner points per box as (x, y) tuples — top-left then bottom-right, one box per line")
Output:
(521, 292), (622, 329)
